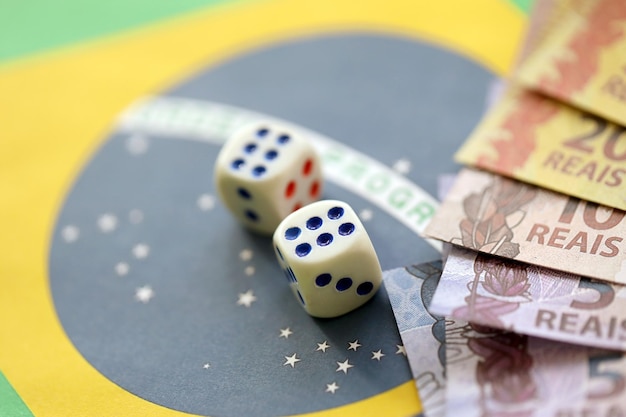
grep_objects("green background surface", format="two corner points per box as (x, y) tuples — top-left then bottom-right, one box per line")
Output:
(0, 0), (234, 62)
(0, 372), (34, 417)
(0, 0), (532, 63)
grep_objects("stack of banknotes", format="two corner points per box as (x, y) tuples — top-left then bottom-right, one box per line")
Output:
(384, 1), (626, 416)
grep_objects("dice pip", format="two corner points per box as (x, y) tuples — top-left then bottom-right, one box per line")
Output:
(214, 121), (323, 235)
(273, 200), (382, 318)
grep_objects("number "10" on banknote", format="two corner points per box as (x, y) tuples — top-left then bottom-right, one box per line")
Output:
(527, 195), (624, 258)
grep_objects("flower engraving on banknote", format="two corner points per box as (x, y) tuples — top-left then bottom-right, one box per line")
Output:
(456, 175), (538, 258)
(446, 321), (538, 417)
(445, 318), (626, 416)
(453, 255), (532, 329)
(471, 332), (537, 411)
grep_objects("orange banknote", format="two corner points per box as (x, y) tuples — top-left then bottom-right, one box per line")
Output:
(455, 87), (626, 211)
(514, 0), (580, 67)
(517, 0), (626, 127)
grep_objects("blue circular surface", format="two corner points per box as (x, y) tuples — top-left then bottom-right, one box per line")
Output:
(49, 33), (492, 416)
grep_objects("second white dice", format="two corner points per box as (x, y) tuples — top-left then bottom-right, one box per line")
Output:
(273, 200), (382, 318)
(214, 121), (323, 235)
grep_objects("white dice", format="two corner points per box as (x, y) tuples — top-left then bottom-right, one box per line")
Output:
(273, 200), (382, 318)
(214, 121), (323, 235)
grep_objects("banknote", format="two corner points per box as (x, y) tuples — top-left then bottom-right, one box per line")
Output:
(383, 262), (446, 417)
(430, 245), (626, 351)
(514, 0), (582, 67)
(444, 322), (626, 417)
(455, 87), (626, 211)
(422, 168), (626, 284)
(516, 0), (626, 128)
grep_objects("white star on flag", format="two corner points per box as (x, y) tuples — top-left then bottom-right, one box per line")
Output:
(135, 285), (154, 303)
(336, 359), (354, 374)
(283, 354), (301, 368)
(348, 340), (361, 351)
(239, 249), (253, 261)
(244, 266), (255, 276)
(98, 213), (118, 233)
(279, 327), (293, 339)
(237, 290), (257, 307)
(392, 158), (412, 175)
(61, 225), (80, 242)
(316, 341), (330, 352)
(132, 243), (150, 259)
(203, 363), (211, 369)
(372, 350), (385, 361)
(396, 344), (407, 356)
(325, 382), (339, 394)
(359, 209), (373, 222)
(197, 194), (216, 211)
(126, 134), (150, 155)
(115, 262), (129, 276)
